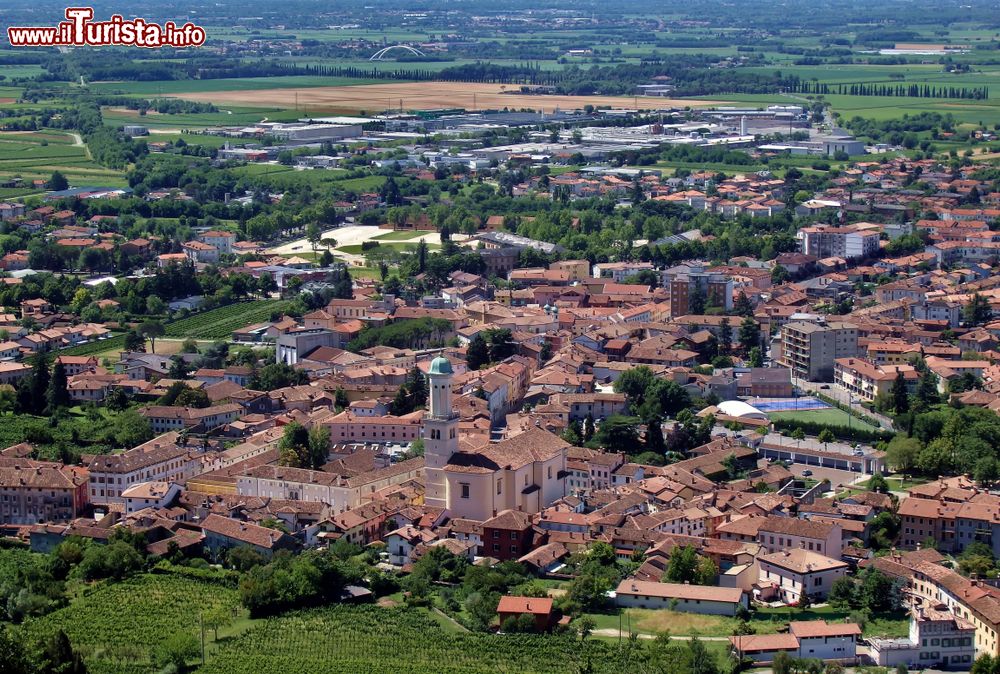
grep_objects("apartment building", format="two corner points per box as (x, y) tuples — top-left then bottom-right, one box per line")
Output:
(662, 263), (734, 315)
(757, 516), (842, 556)
(778, 320), (860, 382)
(236, 458), (424, 514)
(592, 261), (655, 282)
(0, 460), (88, 524)
(140, 404), (243, 434)
(87, 433), (200, 505)
(799, 224), (880, 260)
(834, 358), (918, 404)
(320, 410), (423, 444)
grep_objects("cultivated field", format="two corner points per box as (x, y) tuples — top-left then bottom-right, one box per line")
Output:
(171, 81), (721, 114)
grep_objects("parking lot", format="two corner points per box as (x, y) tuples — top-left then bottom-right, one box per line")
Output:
(788, 463), (868, 492)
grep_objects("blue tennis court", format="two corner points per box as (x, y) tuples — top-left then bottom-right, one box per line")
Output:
(752, 397), (831, 413)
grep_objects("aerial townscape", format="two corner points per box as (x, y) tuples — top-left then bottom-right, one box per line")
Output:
(7, 0), (1000, 673)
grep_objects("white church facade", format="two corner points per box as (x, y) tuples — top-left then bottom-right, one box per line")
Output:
(422, 356), (569, 520)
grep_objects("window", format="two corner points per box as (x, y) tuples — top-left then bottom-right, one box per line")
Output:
(460, 483), (470, 499)
(814, 577), (822, 586)
(496, 479), (502, 495)
(493, 531), (500, 539)
(547, 466), (552, 479)
(510, 531), (517, 540)
(493, 543), (499, 552)
(510, 545), (517, 554)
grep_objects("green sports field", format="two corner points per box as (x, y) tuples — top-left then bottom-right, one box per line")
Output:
(769, 407), (880, 432)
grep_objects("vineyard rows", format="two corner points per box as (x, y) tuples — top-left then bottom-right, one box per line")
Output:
(197, 606), (624, 674)
(164, 300), (289, 339)
(60, 334), (127, 357)
(23, 573), (239, 674)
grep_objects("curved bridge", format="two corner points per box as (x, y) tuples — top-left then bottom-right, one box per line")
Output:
(369, 45), (426, 61)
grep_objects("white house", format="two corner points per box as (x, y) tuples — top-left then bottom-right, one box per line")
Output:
(198, 230), (235, 255)
(757, 548), (849, 604)
(791, 621), (860, 662)
(384, 525), (437, 566)
(730, 621), (860, 665)
(614, 579), (747, 616)
(121, 481), (181, 514)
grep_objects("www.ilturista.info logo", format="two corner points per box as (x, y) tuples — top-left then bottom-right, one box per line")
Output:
(7, 7), (206, 48)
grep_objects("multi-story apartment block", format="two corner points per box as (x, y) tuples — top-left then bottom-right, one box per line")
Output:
(0, 459), (88, 524)
(834, 358), (918, 404)
(87, 433), (200, 505)
(778, 320), (860, 382)
(140, 404), (243, 434)
(662, 263), (734, 316)
(799, 224), (880, 260)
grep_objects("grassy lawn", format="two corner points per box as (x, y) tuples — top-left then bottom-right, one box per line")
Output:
(424, 606), (469, 634)
(373, 229), (428, 241)
(345, 266), (383, 280)
(754, 605), (909, 638)
(337, 242), (440, 255)
(768, 407), (880, 432)
(857, 472), (931, 492)
(583, 605), (909, 640)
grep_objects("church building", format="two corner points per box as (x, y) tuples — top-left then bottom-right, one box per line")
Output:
(423, 355), (569, 520)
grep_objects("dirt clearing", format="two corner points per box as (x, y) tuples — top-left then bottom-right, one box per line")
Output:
(170, 81), (722, 114)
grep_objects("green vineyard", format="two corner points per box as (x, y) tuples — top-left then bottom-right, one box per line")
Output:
(23, 574), (239, 674)
(59, 334), (127, 356)
(164, 300), (290, 339)
(198, 606), (631, 674)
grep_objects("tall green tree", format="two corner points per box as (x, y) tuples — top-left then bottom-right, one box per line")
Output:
(466, 335), (489, 371)
(36, 629), (88, 674)
(890, 370), (910, 414)
(718, 318), (732, 357)
(914, 369), (941, 411)
(964, 293), (992, 327)
(666, 545), (699, 584)
(738, 317), (761, 354)
(27, 355), (51, 415)
(278, 422), (311, 468)
(688, 285), (706, 315)
(688, 637), (720, 674)
(733, 292), (754, 317)
(48, 171), (68, 191)
(645, 419), (665, 453)
(594, 415), (640, 453)
(46, 360), (71, 412)
(307, 426), (331, 469)
(140, 320), (165, 354)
